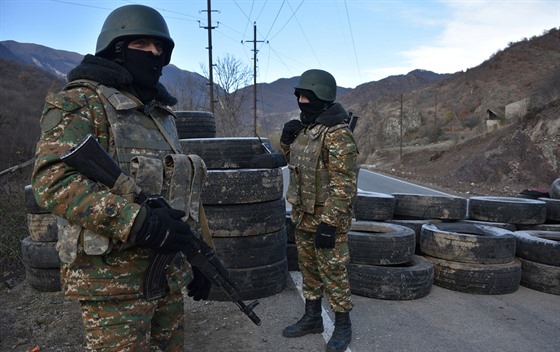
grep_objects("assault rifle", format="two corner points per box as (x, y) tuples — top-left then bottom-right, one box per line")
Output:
(60, 134), (261, 326)
(347, 112), (359, 132)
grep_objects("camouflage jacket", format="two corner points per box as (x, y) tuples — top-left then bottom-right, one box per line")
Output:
(31, 55), (189, 300)
(282, 103), (357, 233)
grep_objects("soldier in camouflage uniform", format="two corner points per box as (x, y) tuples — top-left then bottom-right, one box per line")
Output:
(280, 69), (357, 352)
(32, 5), (211, 351)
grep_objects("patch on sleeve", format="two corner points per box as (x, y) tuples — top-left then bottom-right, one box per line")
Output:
(40, 108), (63, 132)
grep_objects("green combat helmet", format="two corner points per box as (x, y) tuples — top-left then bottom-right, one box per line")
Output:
(294, 69), (337, 102)
(96, 4), (175, 65)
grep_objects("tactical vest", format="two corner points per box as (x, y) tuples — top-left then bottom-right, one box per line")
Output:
(286, 123), (347, 214)
(56, 80), (205, 263)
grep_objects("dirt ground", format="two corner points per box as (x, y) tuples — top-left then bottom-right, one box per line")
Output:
(1, 104), (558, 351)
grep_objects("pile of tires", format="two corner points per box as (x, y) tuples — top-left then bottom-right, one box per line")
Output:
(347, 220), (434, 300)
(420, 223), (521, 294)
(181, 137), (288, 301)
(174, 111), (216, 139)
(22, 185), (61, 292)
(388, 193), (468, 253)
(511, 230), (560, 295)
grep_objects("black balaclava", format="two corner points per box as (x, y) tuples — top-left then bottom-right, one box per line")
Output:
(109, 39), (165, 103)
(122, 47), (165, 103)
(295, 89), (332, 125)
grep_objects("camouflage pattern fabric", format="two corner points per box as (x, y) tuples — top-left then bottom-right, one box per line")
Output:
(32, 79), (192, 349)
(80, 288), (184, 351)
(283, 107), (357, 314)
(295, 226), (353, 312)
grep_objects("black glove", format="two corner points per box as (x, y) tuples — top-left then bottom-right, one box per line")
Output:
(281, 120), (303, 145)
(134, 206), (194, 255)
(187, 267), (212, 301)
(315, 222), (337, 249)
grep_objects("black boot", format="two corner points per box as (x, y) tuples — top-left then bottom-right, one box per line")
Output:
(282, 299), (324, 337)
(326, 312), (352, 352)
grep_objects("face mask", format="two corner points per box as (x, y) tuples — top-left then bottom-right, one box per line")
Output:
(122, 48), (165, 103)
(298, 100), (327, 125)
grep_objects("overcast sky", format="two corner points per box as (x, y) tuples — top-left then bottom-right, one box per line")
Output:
(1, 0), (558, 88)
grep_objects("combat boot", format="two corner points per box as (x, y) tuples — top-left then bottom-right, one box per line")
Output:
(282, 299), (324, 337)
(326, 312), (352, 352)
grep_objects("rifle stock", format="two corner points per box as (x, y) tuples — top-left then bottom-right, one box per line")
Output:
(60, 134), (262, 326)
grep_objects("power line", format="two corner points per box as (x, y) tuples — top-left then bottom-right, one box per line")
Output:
(343, 0), (362, 84)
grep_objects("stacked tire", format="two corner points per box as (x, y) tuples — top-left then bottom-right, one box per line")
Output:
(347, 220), (434, 300)
(22, 185), (61, 292)
(511, 230), (560, 295)
(420, 223), (521, 294)
(174, 111), (216, 139)
(181, 137), (288, 301)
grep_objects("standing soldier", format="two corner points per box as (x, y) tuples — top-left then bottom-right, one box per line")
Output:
(32, 5), (211, 351)
(280, 69), (358, 352)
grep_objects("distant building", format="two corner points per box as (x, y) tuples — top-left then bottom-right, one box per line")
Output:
(486, 109), (498, 120)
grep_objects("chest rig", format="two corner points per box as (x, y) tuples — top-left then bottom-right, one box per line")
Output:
(57, 80), (206, 263)
(286, 123), (347, 214)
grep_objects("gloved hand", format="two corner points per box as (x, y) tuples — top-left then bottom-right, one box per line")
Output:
(281, 119), (303, 145)
(134, 206), (194, 255)
(315, 222), (337, 249)
(187, 267), (212, 301)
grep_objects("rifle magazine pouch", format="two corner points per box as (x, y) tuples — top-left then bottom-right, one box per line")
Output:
(55, 217), (82, 264)
(130, 156), (164, 197)
(186, 154), (207, 221)
(164, 154), (207, 222)
(164, 154), (192, 216)
(110, 172), (142, 203)
(83, 229), (112, 255)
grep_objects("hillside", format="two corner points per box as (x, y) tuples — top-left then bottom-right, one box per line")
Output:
(1, 28), (558, 192)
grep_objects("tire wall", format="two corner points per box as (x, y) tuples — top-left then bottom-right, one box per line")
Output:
(194, 139), (288, 301)
(22, 185), (61, 292)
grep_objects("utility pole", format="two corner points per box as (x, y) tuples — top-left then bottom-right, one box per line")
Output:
(400, 93), (403, 159)
(243, 22), (266, 136)
(199, 0), (219, 113)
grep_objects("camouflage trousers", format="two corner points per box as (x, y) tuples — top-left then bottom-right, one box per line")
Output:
(79, 289), (184, 351)
(295, 227), (353, 312)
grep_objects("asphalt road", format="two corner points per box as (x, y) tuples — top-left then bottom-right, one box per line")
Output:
(271, 167), (560, 352)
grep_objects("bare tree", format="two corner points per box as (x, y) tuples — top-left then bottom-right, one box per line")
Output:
(202, 54), (252, 136)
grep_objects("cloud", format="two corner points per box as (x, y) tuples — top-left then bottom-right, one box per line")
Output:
(397, 0), (559, 75)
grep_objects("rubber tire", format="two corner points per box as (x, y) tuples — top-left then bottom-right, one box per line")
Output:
(460, 219), (516, 231)
(348, 255), (434, 300)
(549, 178), (560, 199)
(468, 196), (547, 225)
(208, 258), (288, 301)
(392, 193), (467, 220)
(180, 138), (271, 169)
(174, 111), (216, 139)
(27, 213), (58, 242)
(518, 257), (560, 295)
(353, 191), (395, 221)
(539, 197), (560, 222)
(425, 255), (521, 295)
(286, 243), (300, 271)
(349, 221), (415, 265)
(286, 212), (296, 243)
(420, 223), (516, 264)
(512, 230), (560, 266)
(212, 228), (287, 268)
(386, 219), (442, 254)
(21, 236), (61, 269)
(202, 168), (283, 205)
(204, 198), (286, 237)
(24, 266), (61, 292)
(24, 184), (49, 214)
